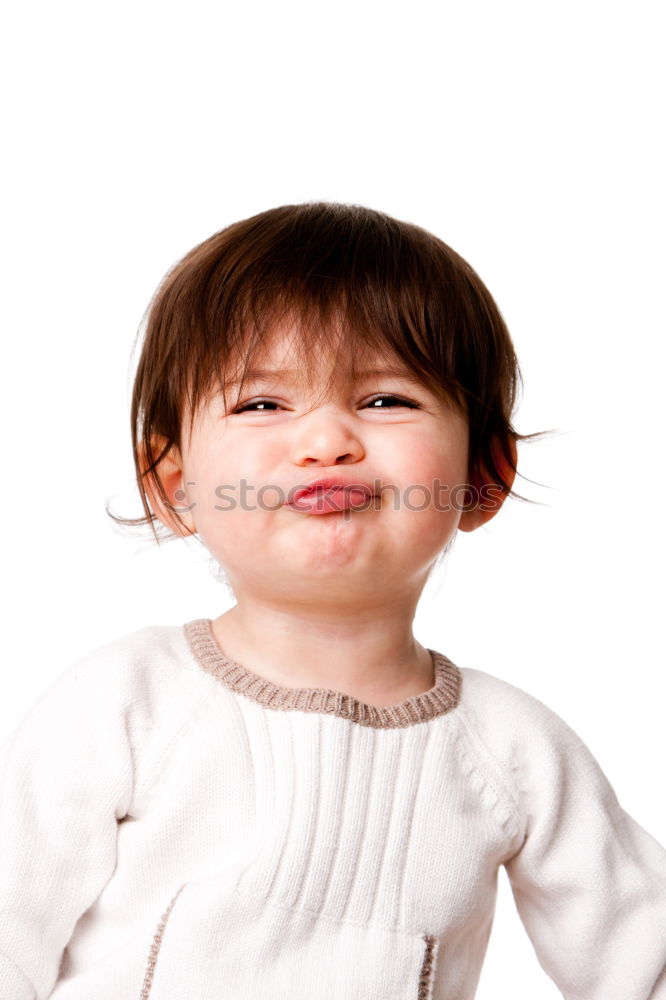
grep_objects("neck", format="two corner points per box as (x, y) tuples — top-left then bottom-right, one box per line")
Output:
(211, 592), (435, 706)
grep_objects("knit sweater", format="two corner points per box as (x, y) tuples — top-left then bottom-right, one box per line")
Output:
(0, 619), (665, 1000)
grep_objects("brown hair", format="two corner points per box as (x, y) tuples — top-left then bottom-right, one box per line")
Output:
(108, 201), (544, 543)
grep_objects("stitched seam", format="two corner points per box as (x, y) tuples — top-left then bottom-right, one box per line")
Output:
(132, 626), (227, 805)
(417, 934), (439, 999)
(133, 685), (215, 804)
(451, 710), (523, 844)
(138, 884), (187, 999)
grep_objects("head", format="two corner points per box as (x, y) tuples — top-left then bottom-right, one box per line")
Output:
(111, 202), (534, 612)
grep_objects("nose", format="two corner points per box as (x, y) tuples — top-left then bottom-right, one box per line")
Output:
(291, 406), (366, 467)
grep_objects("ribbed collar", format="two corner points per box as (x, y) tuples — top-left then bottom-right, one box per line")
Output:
(183, 618), (461, 730)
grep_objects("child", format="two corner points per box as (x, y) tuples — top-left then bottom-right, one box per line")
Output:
(1, 202), (664, 1000)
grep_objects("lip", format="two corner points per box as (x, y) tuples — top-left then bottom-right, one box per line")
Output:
(286, 477), (376, 515)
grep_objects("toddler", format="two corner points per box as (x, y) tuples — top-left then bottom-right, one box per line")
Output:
(1, 202), (665, 1000)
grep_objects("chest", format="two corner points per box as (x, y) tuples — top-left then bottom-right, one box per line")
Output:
(122, 695), (517, 937)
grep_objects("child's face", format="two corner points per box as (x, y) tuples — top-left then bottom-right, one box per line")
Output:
(158, 326), (488, 611)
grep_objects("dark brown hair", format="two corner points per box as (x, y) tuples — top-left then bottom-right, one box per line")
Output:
(108, 201), (544, 543)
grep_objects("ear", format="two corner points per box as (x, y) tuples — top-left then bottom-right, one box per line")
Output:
(138, 437), (197, 538)
(458, 435), (518, 533)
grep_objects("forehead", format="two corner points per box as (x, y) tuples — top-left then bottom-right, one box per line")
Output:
(222, 323), (419, 390)
(223, 363), (424, 390)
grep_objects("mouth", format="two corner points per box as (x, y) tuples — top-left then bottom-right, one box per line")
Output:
(286, 481), (376, 516)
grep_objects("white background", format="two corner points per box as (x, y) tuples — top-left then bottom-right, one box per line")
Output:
(1, 2), (664, 996)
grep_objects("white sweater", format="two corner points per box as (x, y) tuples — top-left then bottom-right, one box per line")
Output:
(0, 618), (665, 1000)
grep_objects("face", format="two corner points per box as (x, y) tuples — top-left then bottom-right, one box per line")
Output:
(152, 326), (498, 613)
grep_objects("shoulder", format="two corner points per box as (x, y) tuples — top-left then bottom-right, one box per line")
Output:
(1, 622), (215, 788)
(23, 621), (204, 716)
(456, 665), (585, 747)
(453, 666), (607, 817)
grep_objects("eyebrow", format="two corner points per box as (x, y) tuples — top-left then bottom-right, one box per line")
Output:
(223, 366), (428, 389)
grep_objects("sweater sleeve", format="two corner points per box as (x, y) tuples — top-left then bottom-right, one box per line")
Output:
(500, 688), (666, 999)
(0, 648), (135, 1000)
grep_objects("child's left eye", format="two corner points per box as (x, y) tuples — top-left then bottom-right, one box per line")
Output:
(364, 394), (420, 409)
(233, 399), (281, 413)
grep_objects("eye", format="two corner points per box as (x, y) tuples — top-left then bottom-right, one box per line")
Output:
(364, 394), (421, 410)
(232, 398), (281, 414)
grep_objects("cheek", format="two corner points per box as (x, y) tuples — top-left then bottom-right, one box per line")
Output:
(392, 437), (469, 493)
(384, 438), (468, 544)
(185, 441), (282, 541)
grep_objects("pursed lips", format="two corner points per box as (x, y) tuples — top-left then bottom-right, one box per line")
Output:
(286, 478), (377, 514)
(290, 477), (375, 500)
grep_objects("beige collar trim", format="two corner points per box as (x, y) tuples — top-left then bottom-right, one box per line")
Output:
(183, 618), (461, 729)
